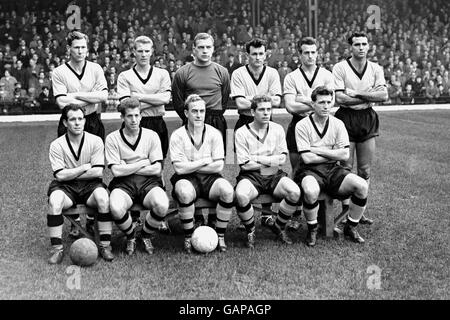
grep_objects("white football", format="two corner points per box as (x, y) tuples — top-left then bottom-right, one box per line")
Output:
(191, 226), (218, 253)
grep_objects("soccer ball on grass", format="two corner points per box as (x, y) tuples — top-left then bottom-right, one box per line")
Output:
(191, 226), (218, 253)
(69, 238), (98, 267)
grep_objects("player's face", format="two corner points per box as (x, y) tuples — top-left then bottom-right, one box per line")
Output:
(312, 94), (333, 118)
(248, 46), (266, 68)
(193, 38), (214, 64)
(69, 38), (88, 63)
(122, 107), (141, 131)
(134, 42), (153, 67)
(351, 37), (369, 60)
(64, 109), (85, 135)
(185, 100), (206, 128)
(300, 44), (317, 66)
(251, 101), (272, 125)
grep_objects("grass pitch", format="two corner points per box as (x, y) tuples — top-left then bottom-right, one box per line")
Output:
(0, 110), (449, 300)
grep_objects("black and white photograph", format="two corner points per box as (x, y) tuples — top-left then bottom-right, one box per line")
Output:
(0, 0), (448, 308)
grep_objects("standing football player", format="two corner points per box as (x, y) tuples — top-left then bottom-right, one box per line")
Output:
(333, 32), (388, 224)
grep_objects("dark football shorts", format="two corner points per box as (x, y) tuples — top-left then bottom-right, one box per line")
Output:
(47, 178), (107, 206)
(58, 111), (105, 141)
(294, 162), (351, 199)
(140, 116), (169, 159)
(234, 114), (254, 132)
(286, 114), (305, 152)
(205, 110), (227, 154)
(170, 172), (223, 203)
(108, 174), (164, 204)
(334, 107), (379, 143)
(236, 169), (288, 197)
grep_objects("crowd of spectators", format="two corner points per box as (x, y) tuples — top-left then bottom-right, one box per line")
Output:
(1, 0), (450, 114)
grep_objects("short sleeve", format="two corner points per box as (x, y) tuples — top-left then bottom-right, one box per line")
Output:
(149, 131), (163, 164)
(295, 120), (311, 153)
(116, 72), (131, 100)
(158, 69), (172, 93)
(51, 68), (68, 98)
(268, 69), (282, 97)
(49, 141), (65, 173)
(230, 69), (246, 99)
(105, 134), (121, 168)
(374, 64), (387, 88)
(169, 131), (188, 163)
(93, 63), (108, 92)
(275, 125), (288, 155)
(324, 70), (335, 90)
(332, 63), (346, 92)
(283, 72), (298, 96)
(234, 128), (250, 165)
(211, 129), (224, 161)
(334, 119), (350, 149)
(90, 136), (105, 167)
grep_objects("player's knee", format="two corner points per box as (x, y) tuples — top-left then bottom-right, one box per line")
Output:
(109, 199), (126, 218)
(48, 192), (65, 213)
(354, 177), (369, 198)
(94, 191), (109, 212)
(235, 192), (250, 207)
(175, 188), (195, 204)
(153, 197), (169, 215)
(219, 183), (234, 202)
(302, 184), (320, 204)
(285, 185), (301, 203)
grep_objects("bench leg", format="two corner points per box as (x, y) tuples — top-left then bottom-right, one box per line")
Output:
(93, 213), (101, 246)
(318, 197), (335, 238)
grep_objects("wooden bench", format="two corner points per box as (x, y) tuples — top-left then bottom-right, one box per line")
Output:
(62, 193), (345, 244)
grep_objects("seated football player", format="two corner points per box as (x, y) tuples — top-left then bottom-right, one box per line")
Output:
(105, 98), (169, 255)
(234, 95), (301, 249)
(294, 86), (368, 247)
(169, 94), (234, 253)
(47, 104), (114, 264)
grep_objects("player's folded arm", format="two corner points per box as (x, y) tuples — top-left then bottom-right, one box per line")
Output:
(310, 146), (349, 162)
(197, 159), (224, 174)
(135, 160), (163, 176)
(109, 160), (148, 177)
(77, 165), (104, 180)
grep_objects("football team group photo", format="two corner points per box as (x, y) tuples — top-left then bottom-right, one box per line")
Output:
(0, 0), (448, 302)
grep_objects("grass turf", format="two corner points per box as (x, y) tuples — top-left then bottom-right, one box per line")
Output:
(0, 111), (449, 300)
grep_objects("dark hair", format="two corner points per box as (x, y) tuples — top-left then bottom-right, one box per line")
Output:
(250, 95), (272, 110)
(66, 30), (89, 47)
(61, 104), (85, 121)
(118, 97), (140, 115)
(297, 37), (317, 53)
(184, 94), (205, 110)
(245, 38), (266, 53)
(311, 86), (334, 102)
(348, 32), (367, 45)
